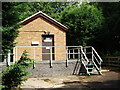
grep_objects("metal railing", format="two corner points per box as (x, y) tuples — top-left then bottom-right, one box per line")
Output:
(1, 46), (83, 67)
(0, 46), (103, 75)
(83, 46), (103, 74)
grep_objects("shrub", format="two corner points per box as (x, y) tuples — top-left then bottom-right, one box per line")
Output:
(1, 50), (33, 89)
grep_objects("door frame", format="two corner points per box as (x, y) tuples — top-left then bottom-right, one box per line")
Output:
(42, 34), (54, 60)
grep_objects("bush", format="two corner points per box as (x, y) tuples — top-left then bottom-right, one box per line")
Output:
(1, 50), (33, 89)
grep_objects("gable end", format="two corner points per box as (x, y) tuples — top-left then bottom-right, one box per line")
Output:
(20, 11), (68, 31)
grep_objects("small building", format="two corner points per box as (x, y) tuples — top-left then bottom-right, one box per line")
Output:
(14, 11), (68, 61)
(2, 11), (102, 76)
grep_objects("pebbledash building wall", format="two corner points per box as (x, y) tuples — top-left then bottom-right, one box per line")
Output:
(14, 11), (68, 61)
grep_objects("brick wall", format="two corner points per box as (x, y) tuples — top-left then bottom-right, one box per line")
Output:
(14, 17), (66, 61)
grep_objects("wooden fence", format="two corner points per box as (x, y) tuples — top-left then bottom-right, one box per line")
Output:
(102, 57), (120, 69)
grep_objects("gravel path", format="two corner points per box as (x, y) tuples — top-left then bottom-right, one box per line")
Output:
(20, 70), (120, 90)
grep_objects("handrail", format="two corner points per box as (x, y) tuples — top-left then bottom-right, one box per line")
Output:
(80, 47), (89, 63)
(93, 54), (100, 65)
(92, 47), (103, 62)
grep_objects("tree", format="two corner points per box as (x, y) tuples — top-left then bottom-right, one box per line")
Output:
(59, 3), (104, 46)
(1, 51), (33, 89)
(2, 2), (26, 54)
(90, 2), (120, 56)
(2, 2), (69, 54)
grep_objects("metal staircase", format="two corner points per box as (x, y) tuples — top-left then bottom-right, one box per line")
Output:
(81, 46), (103, 75)
(68, 46), (103, 75)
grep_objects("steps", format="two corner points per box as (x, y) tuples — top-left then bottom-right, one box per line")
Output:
(67, 46), (102, 76)
(87, 63), (95, 75)
(80, 46), (103, 75)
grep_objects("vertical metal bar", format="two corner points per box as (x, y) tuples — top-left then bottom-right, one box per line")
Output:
(50, 46), (53, 68)
(68, 49), (70, 59)
(81, 47), (83, 60)
(34, 47), (35, 60)
(4, 55), (7, 66)
(73, 49), (75, 59)
(16, 47), (17, 61)
(84, 47), (86, 54)
(78, 49), (80, 59)
(13, 47), (15, 63)
(66, 46), (68, 67)
(92, 47), (94, 62)
(33, 47), (35, 69)
(7, 50), (10, 66)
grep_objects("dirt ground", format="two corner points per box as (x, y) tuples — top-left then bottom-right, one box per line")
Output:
(20, 70), (120, 90)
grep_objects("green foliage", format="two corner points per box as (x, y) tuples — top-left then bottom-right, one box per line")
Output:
(91, 2), (120, 55)
(2, 26), (20, 54)
(2, 2), (119, 56)
(2, 2), (69, 54)
(1, 50), (33, 89)
(59, 3), (104, 46)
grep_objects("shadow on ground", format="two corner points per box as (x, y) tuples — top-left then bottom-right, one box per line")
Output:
(20, 71), (120, 90)
(20, 79), (120, 90)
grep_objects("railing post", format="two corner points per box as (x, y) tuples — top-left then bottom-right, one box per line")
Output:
(7, 50), (11, 66)
(83, 47), (86, 54)
(33, 47), (36, 69)
(4, 55), (7, 66)
(78, 49), (80, 59)
(66, 46), (68, 67)
(13, 47), (15, 64)
(81, 47), (83, 60)
(92, 47), (94, 62)
(68, 50), (70, 59)
(73, 49), (75, 59)
(50, 46), (53, 68)
(16, 47), (17, 61)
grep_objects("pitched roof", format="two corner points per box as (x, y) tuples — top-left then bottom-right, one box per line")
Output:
(20, 11), (68, 31)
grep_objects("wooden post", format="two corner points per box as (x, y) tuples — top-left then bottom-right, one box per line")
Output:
(50, 46), (53, 68)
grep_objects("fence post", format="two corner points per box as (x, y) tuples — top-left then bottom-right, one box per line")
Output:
(108, 58), (110, 69)
(50, 46), (53, 68)
(7, 50), (11, 66)
(66, 46), (68, 67)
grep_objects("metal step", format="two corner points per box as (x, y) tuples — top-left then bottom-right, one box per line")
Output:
(87, 67), (94, 70)
(86, 64), (94, 67)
